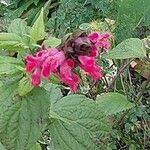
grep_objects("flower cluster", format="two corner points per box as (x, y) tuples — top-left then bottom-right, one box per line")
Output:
(25, 31), (110, 92)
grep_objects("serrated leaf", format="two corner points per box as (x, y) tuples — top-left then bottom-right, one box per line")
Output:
(0, 81), (50, 150)
(44, 37), (61, 48)
(30, 8), (45, 43)
(103, 38), (146, 59)
(43, 82), (62, 105)
(96, 92), (135, 115)
(18, 76), (34, 96)
(0, 33), (28, 51)
(49, 95), (111, 150)
(8, 18), (31, 45)
(0, 55), (24, 75)
(8, 19), (29, 36)
(0, 55), (23, 64)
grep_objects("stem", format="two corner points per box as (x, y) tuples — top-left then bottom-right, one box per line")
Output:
(103, 76), (109, 88)
(136, 74), (150, 103)
(107, 59), (134, 92)
(120, 74), (126, 94)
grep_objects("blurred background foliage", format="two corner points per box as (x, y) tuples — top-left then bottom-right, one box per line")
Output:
(0, 0), (150, 149)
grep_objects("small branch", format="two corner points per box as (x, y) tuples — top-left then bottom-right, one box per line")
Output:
(106, 59), (134, 92)
(136, 74), (150, 103)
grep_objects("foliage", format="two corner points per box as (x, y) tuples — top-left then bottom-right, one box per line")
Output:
(47, 0), (112, 37)
(115, 0), (150, 43)
(96, 93), (135, 115)
(103, 38), (146, 59)
(30, 8), (45, 43)
(0, 81), (50, 150)
(0, 0), (150, 150)
(5, 0), (41, 20)
(49, 95), (111, 150)
(0, 55), (23, 75)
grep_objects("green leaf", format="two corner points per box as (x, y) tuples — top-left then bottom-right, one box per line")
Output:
(0, 55), (23, 64)
(96, 92), (135, 115)
(47, 0), (111, 37)
(43, 82), (62, 105)
(115, 0), (150, 43)
(103, 38), (146, 59)
(0, 80), (3, 87)
(0, 55), (24, 75)
(6, 0), (40, 19)
(18, 76), (34, 96)
(0, 81), (50, 150)
(0, 142), (6, 150)
(49, 95), (111, 150)
(44, 37), (61, 48)
(0, 33), (28, 51)
(79, 23), (91, 31)
(8, 19), (29, 36)
(30, 8), (45, 42)
(31, 143), (42, 150)
(26, 1), (45, 25)
(8, 18), (31, 45)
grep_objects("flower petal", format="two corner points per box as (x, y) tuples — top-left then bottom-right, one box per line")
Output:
(78, 56), (102, 80)
(58, 59), (79, 92)
(31, 68), (41, 86)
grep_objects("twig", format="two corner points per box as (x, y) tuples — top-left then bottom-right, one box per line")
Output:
(136, 74), (150, 103)
(106, 59), (134, 92)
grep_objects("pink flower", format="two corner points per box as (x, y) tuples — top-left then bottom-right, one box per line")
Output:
(25, 48), (65, 86)
(42, 50), (65, 77)
(25, 31), (110, 92)
(58, 59), (79, 92)
(25, 55), (40, 72)
(88, 32), (101, 44)
(89, 45), (98, 57)
(31, 68), (41, 86)
(88, 31), (111, 50)
(78, 56), (102, 80)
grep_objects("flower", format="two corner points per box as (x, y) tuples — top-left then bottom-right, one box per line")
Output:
(57, 59), (79, 92)
(25, 31), (110, 92)
(88, 31), (111, 50)
(78, 55), (102, 80)
(31, 68), (41, 86)
(42, 49), (65, 77)
(25, 55), (40, 72)
(25, 48), (65, 86)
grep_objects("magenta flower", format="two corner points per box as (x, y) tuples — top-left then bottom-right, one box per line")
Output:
(78, 56), (102, 80)
(88, 31), (111, 50)
(89, 45), (98, 57)
(31, 68), (41, 86)
(25, 55), (40, 72)
(25, 31), (110, 92)
(42, 49), (65, 77)
(57, 59), (79, 92)
(25, 48), (65, 86)
(25, 54), (42, 86)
